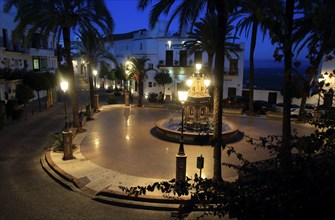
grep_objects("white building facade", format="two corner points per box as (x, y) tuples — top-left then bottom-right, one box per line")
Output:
(0, 3), (57, 102)
(102, 21), (245, 101)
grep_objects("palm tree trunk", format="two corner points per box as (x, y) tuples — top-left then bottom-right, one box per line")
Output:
(63, 26), (80, 129)
(280, 0), (295, 169)
(248, 22), (258, 116)
(208, 53), (215, 108)
(212, 2), (228, 184)
(88, 65), (95, 110)
(208, 53), (214, 74)
(138, 80), (143, 107)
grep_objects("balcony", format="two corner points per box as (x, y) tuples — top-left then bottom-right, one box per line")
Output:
(157, 60), (189, 68)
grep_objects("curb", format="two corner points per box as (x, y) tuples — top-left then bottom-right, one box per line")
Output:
(40, 149), (187, 211)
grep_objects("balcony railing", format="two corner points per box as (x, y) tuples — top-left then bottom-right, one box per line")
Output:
(157, 60), (190, 68)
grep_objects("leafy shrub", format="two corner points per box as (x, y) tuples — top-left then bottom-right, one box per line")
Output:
(12, 109), (23, 120)
(51, 132), (77, 152)
(51, 132), (64, 151)
(106, 95), (118, 104)
(6, 99), (23, 119)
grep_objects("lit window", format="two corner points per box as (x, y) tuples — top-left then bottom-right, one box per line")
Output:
(229, 59), (238, 75)
(33, 58), (39, 70)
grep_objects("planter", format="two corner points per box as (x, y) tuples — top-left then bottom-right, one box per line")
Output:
(148, 98), (157, 102)
(223, 108), (243, 115)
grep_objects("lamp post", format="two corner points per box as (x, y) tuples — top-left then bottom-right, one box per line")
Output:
(60, 80), (68, 130)
(125, 69), (130, 106)
(176, 89), (188, 183)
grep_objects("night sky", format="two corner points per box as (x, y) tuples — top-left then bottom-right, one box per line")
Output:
(106, 0), (309, 62)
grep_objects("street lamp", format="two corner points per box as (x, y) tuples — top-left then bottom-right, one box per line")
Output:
(125, 70), (130, 91)
(124, 69), (131, 106)
(60, 80), (69, 130)
(195, 63), (202, 73)
(93, 69), (98, 92)
(204, 78), (211, 88)
(176, 89), (188, 183)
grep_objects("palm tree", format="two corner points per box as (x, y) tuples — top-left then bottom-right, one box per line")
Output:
(73, 27), (105, 111)
(137, 0), (239, 183)
(113, 63), (128, 91)
(127, 57), (150, 107)
(266, 0), (295, 168)
(183, 14), (242, 75)
(154, 71), (173, 95)
(235, 0), (273, 115)
(4, 0), (114, 129)
(293, 0), (335, 121)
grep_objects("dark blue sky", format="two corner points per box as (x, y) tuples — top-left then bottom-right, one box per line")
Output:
(106, 0), (309, 62)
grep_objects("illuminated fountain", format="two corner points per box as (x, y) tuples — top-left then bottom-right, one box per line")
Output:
(155, 64), (240, 145)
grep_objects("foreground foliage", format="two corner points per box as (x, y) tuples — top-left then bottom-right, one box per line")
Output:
(121, 115), (335, 219)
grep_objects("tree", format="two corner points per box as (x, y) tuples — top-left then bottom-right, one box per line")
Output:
(126, 56), (150, 107)
(266, 0), (295, 168)
(183, 14), (242, 108)
(183, 14), (241, 76)
(138, 0), (239, 183)
(4, 0), (114, 129)
(293, 0), (335, 121)
(154, 71), (172, 95)
(73, 27), (105, 110)
(113, 63), (127, 90)
(235, 0), (274, 115)
(15, 83), (34, 120)
(23, 72), (49, 112)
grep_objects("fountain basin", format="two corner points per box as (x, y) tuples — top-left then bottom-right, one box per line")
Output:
(155, 117), (240, 145)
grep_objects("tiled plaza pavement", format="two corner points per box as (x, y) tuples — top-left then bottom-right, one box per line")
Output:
(44, 103), (316, 202)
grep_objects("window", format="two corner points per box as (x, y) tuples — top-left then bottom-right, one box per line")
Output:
(148, 82), (152, 87)
(268, 92), (277, 105)
(33, 57), (40, 70)
(166, 50), (173, 66)
(2, 29), (8, 48)
(228, 87), (236, 97)
(229, 59), (238, 75)
(140, 43), (142, 50)
(14, 59), (19, 68)
(194, 51), (202, 64)
(179, 50), (187, 66)
(149, 63), (153, 69)
(40, 57), (47, 69)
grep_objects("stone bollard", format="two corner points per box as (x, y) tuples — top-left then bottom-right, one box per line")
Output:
(62, 130), (74, 160)
(124, 91), (130, 106)
(94, 94), (99, 111)
(85, 105), (91, 119)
